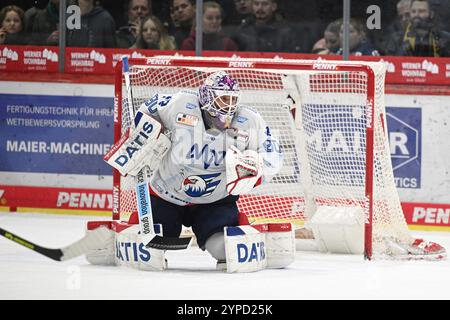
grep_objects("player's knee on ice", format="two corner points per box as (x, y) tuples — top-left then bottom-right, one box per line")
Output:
(205, 232), (226, 261)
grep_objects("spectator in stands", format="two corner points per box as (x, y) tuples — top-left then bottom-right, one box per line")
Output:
(169, 3), (180, 27)
(167, 1), (180, 34)
(311, 19), (341, 54)
(171, 0), (196, 48)
(24, 1), (45, 36)
(131, 15), (176, 49)
(66, 0), (117, 48)
(227, 0), (253, 25)
(395, 0), (413, 32)
(233, 0), (302, 52)
(116, 0), (152, 48)
(374, 0), (411, 53)
(335, 18), (379, 56)
(211, 0), (233, 23)
(0, 5), (27, 45)
(181, 1), (237, 51)
(384, 0), (450, 56)
(311, 38), (327, 54)
(150, 0), (172, 26)
(30, 0), (59, 45)
(429, 0), (450, 32)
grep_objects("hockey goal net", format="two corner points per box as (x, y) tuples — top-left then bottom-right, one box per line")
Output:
(113, 56), (415, 260)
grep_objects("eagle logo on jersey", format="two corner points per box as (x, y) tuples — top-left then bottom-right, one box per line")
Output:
(182, 173), (221, 197)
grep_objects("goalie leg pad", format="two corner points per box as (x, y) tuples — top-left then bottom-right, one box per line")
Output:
(114, 224), (167, 271)
(85, 221), (116, 266)
(256, 223), (296, 269)
(86, 221), (167, 271)
(224, 226), (267, 273)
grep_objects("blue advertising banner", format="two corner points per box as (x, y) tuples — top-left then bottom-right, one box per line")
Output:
(0, 93), (114, 175)
(0, 93), (423, 188)
(385, 107), (421, 189)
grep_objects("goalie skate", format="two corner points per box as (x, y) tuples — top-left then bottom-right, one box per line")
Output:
(385, 238), (446, 261)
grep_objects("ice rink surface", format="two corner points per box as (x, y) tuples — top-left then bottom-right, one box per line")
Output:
(1, 212), (450, 300)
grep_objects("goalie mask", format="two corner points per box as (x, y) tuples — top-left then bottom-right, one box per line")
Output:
(199, 71), (240, 130)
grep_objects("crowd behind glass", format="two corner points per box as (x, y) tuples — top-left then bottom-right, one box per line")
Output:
(1, 0), (450, 57)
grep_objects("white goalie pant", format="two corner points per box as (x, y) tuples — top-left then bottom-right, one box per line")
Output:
(85, 221), (167, 271)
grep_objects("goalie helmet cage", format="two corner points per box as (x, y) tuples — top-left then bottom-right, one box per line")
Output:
(113, 56), (413, 260)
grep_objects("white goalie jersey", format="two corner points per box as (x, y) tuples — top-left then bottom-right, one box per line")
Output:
(139, 90), (283, 206)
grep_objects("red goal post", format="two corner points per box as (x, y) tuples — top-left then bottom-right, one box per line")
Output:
(112, 56), (412, 260)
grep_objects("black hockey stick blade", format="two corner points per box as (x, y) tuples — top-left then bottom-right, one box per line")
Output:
(146, 235), (193, 250)
(0, 227), (63, 261)
(0, 226), (111, 261)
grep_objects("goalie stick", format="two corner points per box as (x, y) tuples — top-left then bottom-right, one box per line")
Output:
(0, 226), (111, 261)
(135, 166), (192, 250)
(122, 57), (192, 250)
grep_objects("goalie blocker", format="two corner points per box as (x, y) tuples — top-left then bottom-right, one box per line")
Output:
(104, 111), (171, 177)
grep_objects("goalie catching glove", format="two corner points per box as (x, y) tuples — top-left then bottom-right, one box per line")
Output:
(104, 112), (171, 176)
(225, 145), (263, 195)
